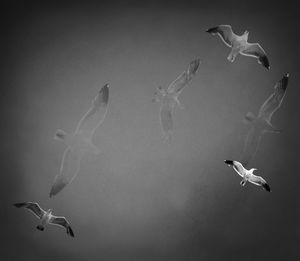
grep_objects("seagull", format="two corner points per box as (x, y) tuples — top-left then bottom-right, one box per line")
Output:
(13, 202), (74, 237)
(153, 58), (200, 141)
(50, 84), (109, 197)
(241, 73), (289, 166)
(206, 25), (270, 69)
(224, 160), (271, 192)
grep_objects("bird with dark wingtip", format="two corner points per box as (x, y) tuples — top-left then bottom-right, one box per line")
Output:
(241, 73), (289, 166)
(224, 160), (271, 192)
(14, 202), (75, 237)
(206, 24), (270, 69)
(153, 58), (201, 142)
(50, 84), (109, 197)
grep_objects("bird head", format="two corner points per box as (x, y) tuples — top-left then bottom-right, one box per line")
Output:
(47, 209), (53, 214)
(249, 168), (257, 174)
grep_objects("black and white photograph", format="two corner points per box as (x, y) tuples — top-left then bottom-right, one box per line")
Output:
(1, 1), (299, 260)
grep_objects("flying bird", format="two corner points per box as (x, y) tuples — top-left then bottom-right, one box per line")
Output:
(206, 25), (270, 69)
(224, 160), (271, 192)
(153, 58), (200, 141)
(50, 84), (109, 197)
(13, 202), (74, 237)
(241, 73), (289, 166)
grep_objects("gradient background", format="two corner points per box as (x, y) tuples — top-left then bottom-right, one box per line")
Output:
(1, 1), (299, 260)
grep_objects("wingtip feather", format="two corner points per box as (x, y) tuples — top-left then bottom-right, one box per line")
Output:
(13, 203), (24, 208)
(224, 160), (234, 166)
(206, 27), (217, 34)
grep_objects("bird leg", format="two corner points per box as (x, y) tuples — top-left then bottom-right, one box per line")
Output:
(227, 49), (238, 62)
(240, 179), (247, 186)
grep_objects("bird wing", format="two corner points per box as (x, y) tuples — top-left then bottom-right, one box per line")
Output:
(240, 43), (270, 69)
(206, 25), (237, 47)
(14, 202), (45, 219)
(241, 127), (262, 167)
(167, 58), (200, 96)
(49, 147), (81, 197)
(258, 74), (289, 123)
(75, 84), (109, 137)
(49, 215), (75, 237)
(248, 174), (271, 192)
(232, 161), (246, 177)
(160, 101), (174, 138)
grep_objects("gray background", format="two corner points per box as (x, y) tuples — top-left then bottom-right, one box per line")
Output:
(1, 1), (299, 260)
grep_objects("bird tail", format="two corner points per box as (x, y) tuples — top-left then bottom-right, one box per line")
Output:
(224, 160), (234, 166)
(54, 129), (68, 141)
(36, 225), (44, 231)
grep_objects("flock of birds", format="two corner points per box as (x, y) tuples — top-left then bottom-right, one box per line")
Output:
(14, 25), (289, 238)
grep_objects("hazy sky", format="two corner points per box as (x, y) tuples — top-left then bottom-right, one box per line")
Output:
(2, 1), (300, 260)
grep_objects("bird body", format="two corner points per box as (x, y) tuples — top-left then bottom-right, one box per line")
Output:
(224, 160), (271, 192)
(50, 84), (109, 197)
(241, 73), (289, 166)
(153, 58), (200, 141)
(14, 202), (74, 237)
(206, 25), (270, 69)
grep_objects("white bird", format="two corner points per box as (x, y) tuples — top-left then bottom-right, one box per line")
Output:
(50, 84), (109, 197)
(241, 73), (289, 166)
(206, 25), (270, 69)
(13, 202), (74, 237)
(224, 160), (271, 192)
(153, 58), (200, 141)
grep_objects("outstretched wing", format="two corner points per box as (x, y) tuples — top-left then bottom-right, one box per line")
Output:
(160, 101), (174, 140)
(49, 216), (75, 237)
(13, 202), (45, 219)
(258, 73), (289, 123)
(248, 174), (271, 192)
(49, 147), (81, 197)
(75, 84), (109, 137)
(167, 58), (200, 96)
(224, 160), (245, 177)
(206, 25), (237, 47)
(241, 127), (262, 167)
(241, 43), (270, 69)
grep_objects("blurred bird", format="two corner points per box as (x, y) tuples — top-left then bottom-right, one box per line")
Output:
(206, 25), (270, 69)
(241, 73), (289, 166)
(224, 160), (271, 192)
(153, 58), (200, 141)
(50, 84), (109, 197)
(13, 202), (74, 237)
